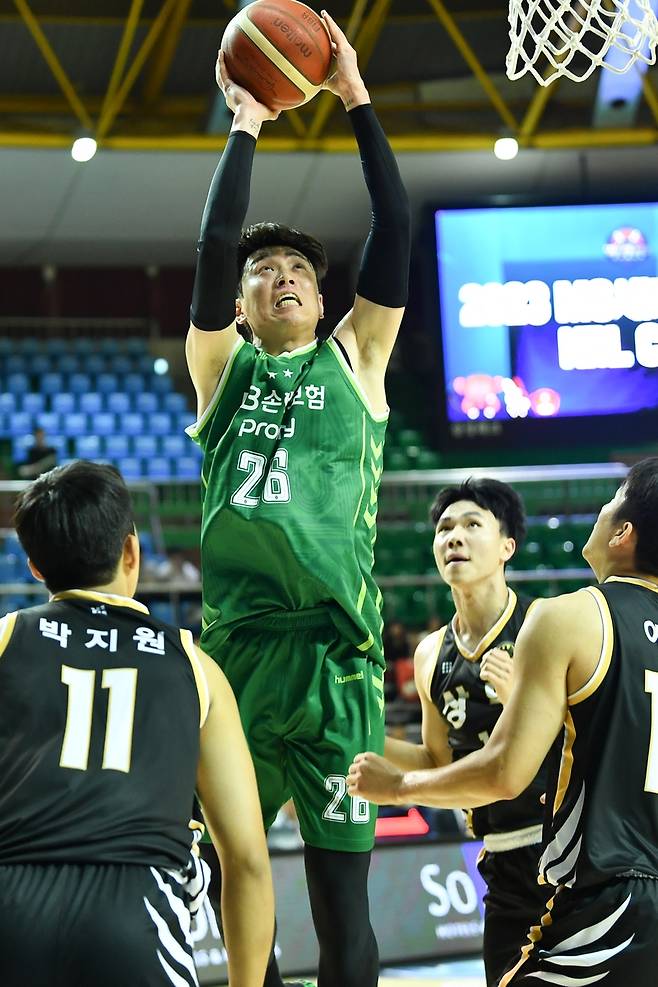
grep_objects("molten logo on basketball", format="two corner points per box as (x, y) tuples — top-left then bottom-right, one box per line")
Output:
(272, 18), (313, 57)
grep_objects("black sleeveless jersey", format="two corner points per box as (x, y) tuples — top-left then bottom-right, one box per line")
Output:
(0, 590), (208, 869)
(539, 578), (658, 889)
(429, 589), (547, 838)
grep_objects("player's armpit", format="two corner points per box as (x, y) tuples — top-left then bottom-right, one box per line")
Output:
(186, 324), (243, 418)
(195, 649), (274, 987)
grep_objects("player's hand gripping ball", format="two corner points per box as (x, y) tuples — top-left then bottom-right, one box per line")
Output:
(221, 0), (333, 111)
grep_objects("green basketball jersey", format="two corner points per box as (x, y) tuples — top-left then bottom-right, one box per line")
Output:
(186, 336), (388, 668)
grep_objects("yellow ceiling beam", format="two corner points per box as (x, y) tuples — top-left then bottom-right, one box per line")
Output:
(2, 127), (657, 153)
(12, 0), (92, 132)
(424, 0), (518, 132)
(307, 0), (391, 142)
(98, 0), (144, 136)
(641, 72), (658, 129)
(519, 78), (561, 142)
(142, 0), (193, 107)
(96, 0), (180, 142)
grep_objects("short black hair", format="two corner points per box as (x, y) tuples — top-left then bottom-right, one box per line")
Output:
(430, 477), (527, 546)
(612, 456), (658, 576)
(14, 461), (135, 593)
(237, 222), (328, 291)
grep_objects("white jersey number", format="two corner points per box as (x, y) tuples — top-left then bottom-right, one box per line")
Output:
(322, 774), (371, 825)
(645, 669), (658, 793)
(230, 449), (291, 507)
(60, 665), (138, 773)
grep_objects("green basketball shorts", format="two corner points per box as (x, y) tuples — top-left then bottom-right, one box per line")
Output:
(213, 607), (385, 853)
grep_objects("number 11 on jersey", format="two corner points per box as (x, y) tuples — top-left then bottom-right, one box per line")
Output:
(60, 665), (138, 773)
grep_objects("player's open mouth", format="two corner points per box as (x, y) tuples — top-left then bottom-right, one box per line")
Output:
(446, 554), (469, 564)
(275, 293), (301, 308)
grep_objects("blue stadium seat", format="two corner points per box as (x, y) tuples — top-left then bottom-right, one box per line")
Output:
(55, 355), (80, 374)
(99, 339), (119, 355)
(18, 338), (39, 355)
(6, 373), (30, 394)
(106, 392), (131, 415)
(93, 412), (117, 436)
(75, 435), (102, 459)
(177, 411), (196, 433)
(30, 355), (51, 375)
(175, 456), (199, 479)
(0, 555), (20, 582)
(44, 339), (66, 355)
(151, 375), (172, 394)
(135, 392), (158, 414)
(6, 355), (28, 374)
(161, 434), (186, 457)
(79, 392), (103, 414)
(124, 373), (145, 394)
(0, 415), (8, 438)
(149, 412), (172, 436)
(96, 373), (119, 394)
(7, 411), (32, 435)
(63, 413), (88, 437)
(72, 338), (94, 355)
(48, 435), (69, 456)
(112, 356), (132, 375)
(12, 434), (36, 458)
(162, 392), (188, 414)
(51, 393), (76, 416)
(125, 338), (147, 355)
(85, 355), (107, 375)
(69, 373), (92, 394)
(146, 457), (172, 480)
(40, 373), (64, 396)
(133, 435), (158, 458)
(21, 394), (46, 415)
(117, 457), (143, 480)
(104, 435), (130, 458)
(137, 354), (156, 374)
(122, 413), (144, 436)
(37, 411), (61, 434)
(0, 393), (17, 414)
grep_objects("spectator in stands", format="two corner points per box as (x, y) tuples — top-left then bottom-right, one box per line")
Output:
(383, 620), (411, 662)
(16, 428), (57, 480)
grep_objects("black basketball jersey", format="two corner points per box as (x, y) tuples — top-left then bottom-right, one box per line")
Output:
(539, 577), (658, 889)
(0, 590), (208, 869)
(429, 588), (547, 838)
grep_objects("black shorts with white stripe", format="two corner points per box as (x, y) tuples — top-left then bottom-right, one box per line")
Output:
(0, 860), (205, 987)
(498, 875), (658, 987)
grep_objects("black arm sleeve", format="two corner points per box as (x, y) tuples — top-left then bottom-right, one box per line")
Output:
(349, 103), (411, 310)
(189, 131), (256, 331)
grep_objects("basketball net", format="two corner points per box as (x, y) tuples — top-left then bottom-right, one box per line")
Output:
(507, 0), (658, 85)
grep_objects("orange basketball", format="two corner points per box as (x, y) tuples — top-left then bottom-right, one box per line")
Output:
(221, 0), (333, 112)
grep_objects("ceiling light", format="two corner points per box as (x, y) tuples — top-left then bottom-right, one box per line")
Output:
(71, 136), (97, 162)
(493, 137), (519, 161)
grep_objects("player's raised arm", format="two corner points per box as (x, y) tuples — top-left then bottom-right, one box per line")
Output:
(322, 11), (411, 374)
(195, 648), (274, 987)
(186, 51), (279, 417)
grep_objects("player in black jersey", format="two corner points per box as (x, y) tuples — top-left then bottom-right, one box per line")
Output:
(0, 461), (274, 987)
(351, 477), (549, 985)
(350, 458), (658, 986)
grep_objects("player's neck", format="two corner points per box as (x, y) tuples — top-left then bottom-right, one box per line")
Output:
(257, 327), (317, 356)
(451, 575), (510, 650)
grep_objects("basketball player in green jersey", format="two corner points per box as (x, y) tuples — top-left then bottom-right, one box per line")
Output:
(350, 457), (658, 986)
(186, 10), (410, 987)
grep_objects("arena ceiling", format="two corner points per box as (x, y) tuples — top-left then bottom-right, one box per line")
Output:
(2, 0), (658, 153)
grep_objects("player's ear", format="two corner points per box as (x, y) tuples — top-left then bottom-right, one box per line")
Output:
(610, 519), (635, 551)
(501, 537), (516, 563)
(123, 532), (140, 573)
(318, 293), (324, 319)
(235, 297), (247, 323)
(27, 559), (45, 583)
